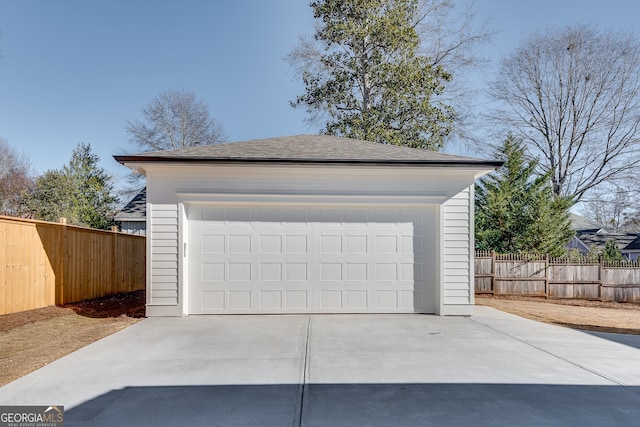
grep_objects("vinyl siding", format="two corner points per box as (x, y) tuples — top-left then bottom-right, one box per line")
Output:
(149, 203), (179, 306)
(442, 186), (472, 306)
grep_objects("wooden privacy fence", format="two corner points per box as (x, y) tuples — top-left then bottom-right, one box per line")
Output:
(0, 215), (145, 315)
(475, 251), (640, 302)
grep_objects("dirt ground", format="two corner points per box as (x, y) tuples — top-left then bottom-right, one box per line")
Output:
(477, 295), (640, 335)
(0, 290), (145, 387)
(2, 292), (640, 388)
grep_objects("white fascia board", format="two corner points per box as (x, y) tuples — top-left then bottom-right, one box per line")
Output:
(177, 192), (447, 206)
(135, 162), (495, 178)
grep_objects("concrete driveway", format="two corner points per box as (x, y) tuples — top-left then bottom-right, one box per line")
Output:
(1, 307), (640, 426)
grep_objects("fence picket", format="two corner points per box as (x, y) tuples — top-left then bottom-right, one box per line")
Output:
(475, 250), (640, 303)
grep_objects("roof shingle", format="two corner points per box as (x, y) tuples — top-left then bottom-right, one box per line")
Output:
(114, 134), (502, 167)
(114, 188), (146, 221)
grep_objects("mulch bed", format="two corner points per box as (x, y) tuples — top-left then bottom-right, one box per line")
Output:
(0, 290), (145, 333)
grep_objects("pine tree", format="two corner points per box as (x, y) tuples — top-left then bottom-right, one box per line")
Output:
(288, 0), (455, 150)
(22, 143), (119, 229)
(475, 134), (574, 256)
(63, 143), (119, 229)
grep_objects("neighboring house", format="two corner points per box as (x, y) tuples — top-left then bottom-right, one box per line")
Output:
(114, 188), (146, 236)
(115, 134), (501, 316)
(622, 236), (640, 261)
(568, 213), (637, 256)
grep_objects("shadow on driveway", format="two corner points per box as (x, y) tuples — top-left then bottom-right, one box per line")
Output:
(67, 383), (640, 427)
(582, 330), (640, 350)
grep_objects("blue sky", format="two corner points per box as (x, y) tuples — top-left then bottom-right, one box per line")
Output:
(1, 0), (639, 184)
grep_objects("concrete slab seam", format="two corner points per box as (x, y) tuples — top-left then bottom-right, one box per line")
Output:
(467, 317), (628, 386)
(295, 315), (312, 427)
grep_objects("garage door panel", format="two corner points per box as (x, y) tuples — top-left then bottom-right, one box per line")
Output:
(321, 235), (342, 253)
(375, 235), (398, 253)
(228, 235), (251, 253)
(345, 290), (368, 308)
(229, 290), (251, 309)
(202, 262), (225, 281)
(320, 290), (342, 308)
(260, 235), (283, 253)
(201, 291), (225, 309)
(188, 204), (434, 314)
(259, 263), (282, 281)
(345, 235), (367, 253)
(259, 290), (282, 309)
(202, 234), (225, 253)
(345, 263), (367, 281)
(285, 235), (308, 253)
(285, 263), (308, 281)
(285, 290), (308, 309)
(228, 263), (251, 281)
(320, 263), (342, 281)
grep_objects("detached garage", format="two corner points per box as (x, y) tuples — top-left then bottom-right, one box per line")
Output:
(115, 135), (501, 316)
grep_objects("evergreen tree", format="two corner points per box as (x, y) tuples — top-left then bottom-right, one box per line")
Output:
(475, 134), (574, 256)
(288, 0), (455, 150)
(22, 170), (75, 223)
(601, 240), (624, 262)
(22, 143), (119, 229)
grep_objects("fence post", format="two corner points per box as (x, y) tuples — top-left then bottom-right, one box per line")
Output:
(111, 227), (117, 295)
(491, 250), (496, 294)
(56, 217), (67, 305)
(599, 255), (603, 301)
(544, 253), (549, 299)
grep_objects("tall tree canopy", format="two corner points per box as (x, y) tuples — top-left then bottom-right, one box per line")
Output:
(126, 90), (226, 152)
(475, 134), (574, 256)
(490, 24), (640, 202)
(22, 143), (118, 229)
(0, 138), (33, 216)
(289, 0), (460, 150)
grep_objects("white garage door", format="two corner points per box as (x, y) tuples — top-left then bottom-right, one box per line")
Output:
(187, 204), (435, 314)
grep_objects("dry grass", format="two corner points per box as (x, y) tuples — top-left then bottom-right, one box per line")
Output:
(477, 295), (640, 335)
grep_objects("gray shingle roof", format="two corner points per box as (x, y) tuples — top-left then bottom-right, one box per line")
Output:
(623, 235), (640, 251)
(114, 188), (146, 221)
(114, 134), (503, 167)
(569, 213), (606, 231)
(574, 230), (638, 250)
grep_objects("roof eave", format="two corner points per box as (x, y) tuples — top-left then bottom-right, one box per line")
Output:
(113, 155), (504, 169)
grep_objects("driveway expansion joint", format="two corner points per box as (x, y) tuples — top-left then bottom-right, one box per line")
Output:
(468, 316), (629, 386)
(295, 315), (312, 427)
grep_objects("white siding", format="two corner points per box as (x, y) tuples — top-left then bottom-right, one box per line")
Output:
(149, 203), (179, 308)
(120, 221), (146, 236)
(441, 186), (474, 315)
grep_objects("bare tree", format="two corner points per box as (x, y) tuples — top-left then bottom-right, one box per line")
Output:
(490, 24), (640, 202)
(416, 0), (494, 144)
(0, 138), (34, 216)
(581, 188), (636, 232)
(126, 90), (227, 152)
